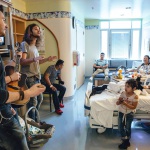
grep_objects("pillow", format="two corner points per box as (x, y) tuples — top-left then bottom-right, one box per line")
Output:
(132, 61), (142, 68)
(134, 89), (141, 96)
(107, 82), (120, 93)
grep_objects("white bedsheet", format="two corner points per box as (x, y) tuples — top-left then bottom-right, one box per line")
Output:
(84, 82), (150, 128)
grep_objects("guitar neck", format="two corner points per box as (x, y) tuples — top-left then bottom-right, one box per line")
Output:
(15, 55), (20, 72)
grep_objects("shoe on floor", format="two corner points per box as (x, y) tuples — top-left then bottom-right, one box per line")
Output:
(118, 139), (130, 149)
(60, 103), (64, 108)
(55, 109), (63, 115)
(89, 76), (93, 81)
(104, 76), (109, 81)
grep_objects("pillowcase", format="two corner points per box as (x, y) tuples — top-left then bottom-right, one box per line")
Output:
(132, 61), (142, 68)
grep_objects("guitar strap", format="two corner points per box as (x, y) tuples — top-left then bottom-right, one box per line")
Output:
(7, 84), (20, 90)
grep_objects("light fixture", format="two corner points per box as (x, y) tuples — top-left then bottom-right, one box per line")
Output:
(126, 7), (131, 9)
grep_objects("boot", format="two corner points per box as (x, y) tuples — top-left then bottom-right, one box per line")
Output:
(118, 139), (129, 149)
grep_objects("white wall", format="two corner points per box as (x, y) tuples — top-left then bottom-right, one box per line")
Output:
(85, 29), (100, 77)
(141, 21), (150, 57)
(76, 24), (85, 88)
(39, 18), (76, 97)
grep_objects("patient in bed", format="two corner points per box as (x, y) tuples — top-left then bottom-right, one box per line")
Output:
(116, 79), (139, 149)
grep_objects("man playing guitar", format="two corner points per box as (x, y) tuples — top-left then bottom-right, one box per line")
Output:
(0, 5), (46, 150)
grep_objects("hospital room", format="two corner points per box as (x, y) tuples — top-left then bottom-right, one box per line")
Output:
(0, 0), (150, 150)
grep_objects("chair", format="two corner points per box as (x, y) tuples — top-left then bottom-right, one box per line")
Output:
(43, 90), (53, 112)
(41, 74), (63, 112)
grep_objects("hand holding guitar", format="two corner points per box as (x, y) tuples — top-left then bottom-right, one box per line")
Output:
(10, 72), (21, 81)
(24, 83), (46, 100)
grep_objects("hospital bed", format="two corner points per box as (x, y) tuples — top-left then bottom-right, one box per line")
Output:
(84, 82), (150, 133)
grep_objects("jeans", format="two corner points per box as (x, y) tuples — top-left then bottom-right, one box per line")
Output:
(26, 77), (43, 121)
(0, 117), (29, 150)
(92, 68), (109, 77)
(118, 112), (133, 139)
(45, 83), (66, 110)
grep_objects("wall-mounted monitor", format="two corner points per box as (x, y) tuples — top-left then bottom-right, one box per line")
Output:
(0, 36), (5, 46)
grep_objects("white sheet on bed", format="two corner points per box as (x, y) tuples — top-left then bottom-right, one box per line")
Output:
(84, 82), (150, 128)
(90, 91), (150, 128)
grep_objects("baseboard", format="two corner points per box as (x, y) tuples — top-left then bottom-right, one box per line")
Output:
(64, 95), (74, 100)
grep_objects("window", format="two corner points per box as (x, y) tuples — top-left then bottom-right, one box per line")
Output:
(131, 30), (140, 59)
(110, 21), (131, 29)
(100, 21), (109, 29)
(101, 30), (108, 57)
(132, 21), (141, 29)
(100, 20), (141, 59)
(110, 30), (130, 59)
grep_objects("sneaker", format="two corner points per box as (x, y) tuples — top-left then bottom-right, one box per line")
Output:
(126, 139), (130, 147)
(59, 103), (64, 108)
(118, 139), (130, 149)
(104, 76), (109, 81)
(89, 77), (93, 81)
(55, 109), (63, 115)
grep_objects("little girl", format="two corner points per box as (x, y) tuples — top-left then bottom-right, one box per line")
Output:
(116, 79), (139, 149)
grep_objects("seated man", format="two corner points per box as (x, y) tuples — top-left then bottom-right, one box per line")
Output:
(43, 59), (66, 115)
(90, 52), (109, 81)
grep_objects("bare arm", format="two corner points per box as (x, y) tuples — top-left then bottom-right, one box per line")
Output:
(5, 76), (12, 84)
(6, 83), (46, 103)
(116, 97), (123, 105)
(58, 74), (62, 81)
(122, 101), (138, 109)
(5, 72), (21, 84)
(122, 95), (138, 109)
(93, 64), (102, 69)
(44, 73), (57, 91)
(39, 56), (57, 64)
(102, 64), (108, 69)
(127, 65), (141, 73)
(20, 53), (35, 66)
(44, 73), (52, 86)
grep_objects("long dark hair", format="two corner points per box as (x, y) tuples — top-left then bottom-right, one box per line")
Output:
(0, 5), (3, 13)
(126, 79), (138, 89)
(23, 23), (42, 48)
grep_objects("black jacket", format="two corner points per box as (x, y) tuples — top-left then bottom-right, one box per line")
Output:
(0, 56), (13, 120)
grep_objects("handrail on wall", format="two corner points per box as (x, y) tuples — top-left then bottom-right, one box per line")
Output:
(27, 19), (60, 59)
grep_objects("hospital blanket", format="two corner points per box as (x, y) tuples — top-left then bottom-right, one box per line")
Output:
(84, 82), (150, 128)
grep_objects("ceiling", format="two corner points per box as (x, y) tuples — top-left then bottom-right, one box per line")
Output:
(22, 0), (150, 19)
(71, 0), (150, 19)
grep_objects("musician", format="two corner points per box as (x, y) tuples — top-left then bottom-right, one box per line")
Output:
(0, 5), (46, 150)
(20, 23), (56, 121)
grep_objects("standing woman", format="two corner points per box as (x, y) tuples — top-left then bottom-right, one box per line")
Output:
(20, 24), (56, 121)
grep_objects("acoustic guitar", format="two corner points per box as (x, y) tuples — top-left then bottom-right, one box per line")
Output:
(5, 43), (29, 107)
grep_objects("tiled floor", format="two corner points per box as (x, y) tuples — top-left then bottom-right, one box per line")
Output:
(31, 79), (150, 150)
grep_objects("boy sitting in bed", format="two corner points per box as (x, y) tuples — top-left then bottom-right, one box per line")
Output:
(116, 79), (139, 149)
